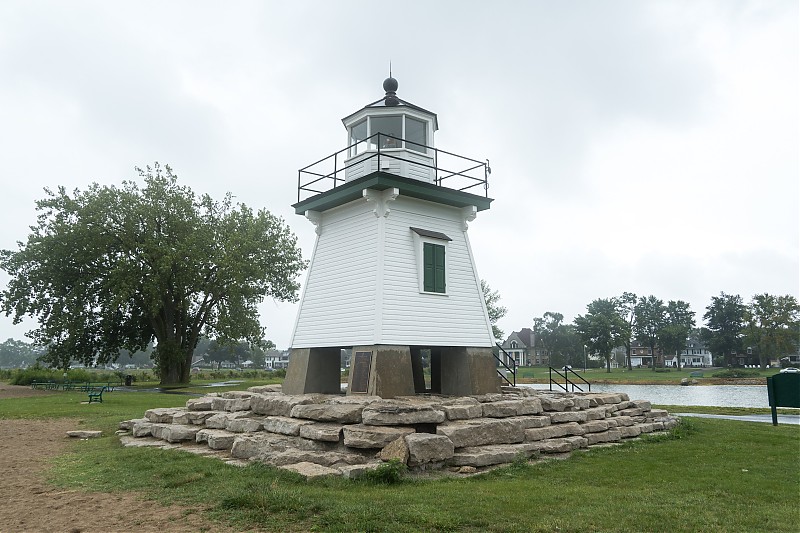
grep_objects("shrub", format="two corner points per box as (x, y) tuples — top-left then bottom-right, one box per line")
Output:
(711, 369), (761, 378)
(360, 460), (407, 484)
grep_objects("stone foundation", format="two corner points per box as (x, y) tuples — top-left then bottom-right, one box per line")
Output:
(119, 385), (679, 478)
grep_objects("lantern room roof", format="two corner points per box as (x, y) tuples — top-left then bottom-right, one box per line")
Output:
(341, 77), (439, 131)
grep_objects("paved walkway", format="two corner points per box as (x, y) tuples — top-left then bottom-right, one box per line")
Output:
(675, 413), (800, 425)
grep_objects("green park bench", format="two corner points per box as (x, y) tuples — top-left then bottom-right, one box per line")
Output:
(767, 372), (800, 425)
(689, 371), (703, 378)
(87, 386), (107, 403)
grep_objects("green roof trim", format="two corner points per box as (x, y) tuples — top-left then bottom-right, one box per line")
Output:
(293, 172), (493, 215)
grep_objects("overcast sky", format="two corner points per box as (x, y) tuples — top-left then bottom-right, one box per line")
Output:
(0, 0), (797, 349)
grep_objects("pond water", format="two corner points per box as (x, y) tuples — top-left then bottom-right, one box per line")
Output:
(521, 383), (770, 408)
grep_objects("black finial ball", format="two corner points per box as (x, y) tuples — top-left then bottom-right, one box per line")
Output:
(383, 77), (398, 93)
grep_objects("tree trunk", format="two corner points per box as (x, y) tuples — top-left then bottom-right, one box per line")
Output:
(156, 338), (192, 385)
(606, 356), (611, 373)
(676, 350), (681, 371)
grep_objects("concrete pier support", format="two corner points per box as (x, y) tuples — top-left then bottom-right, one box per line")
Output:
(439, 347), (500, 396)
(348, 345), (415, 398)
(282, 347), (342, 395)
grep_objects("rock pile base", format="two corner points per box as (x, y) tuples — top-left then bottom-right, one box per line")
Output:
(119, 385), (678, 478)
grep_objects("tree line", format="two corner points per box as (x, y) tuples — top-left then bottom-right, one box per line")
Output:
(486, 289), (799, 372)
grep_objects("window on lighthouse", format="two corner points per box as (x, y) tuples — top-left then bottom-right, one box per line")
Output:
(405, 117), (427, 153)
(423, 242), (446, 293)
(370, 116), (402, 150)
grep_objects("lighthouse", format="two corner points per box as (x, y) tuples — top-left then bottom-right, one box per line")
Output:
(283, 77), (499, 398)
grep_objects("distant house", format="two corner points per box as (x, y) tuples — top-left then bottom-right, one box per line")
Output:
(499, 329), (531, 367)
(264, 349), (290, 370)
(499, 328), (549, 367)
(630, 342), (655, 367)
(664, 338), (713, 367)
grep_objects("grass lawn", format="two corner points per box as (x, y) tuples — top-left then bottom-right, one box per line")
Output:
(2, 387), (799, 532)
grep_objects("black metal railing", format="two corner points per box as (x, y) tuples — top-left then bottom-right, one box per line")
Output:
(548, 367), (591, 393)
(495, 343), (517, 387)
(297, 133), (490, 202)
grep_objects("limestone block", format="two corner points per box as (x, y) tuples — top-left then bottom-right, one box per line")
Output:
(379, 436), (410, 463)
(450, 443), (539, 467)
(647, 409), (670, 418)
(262, 449), (371, 468)
(173, 411), (216, 425)
(549, 411), (588, 424)
(616, 408), (644, 417)
(405, 434), (454, 467)
(605, 418), (619, 428)
(299, 423), (344, 442)
(663, 417), (679, 429)
(120, 418), (147, 431)
(161, 424), (201, 443)
(150, 423), (169, 440)
(247, 384), (283, 394)
(132, 420), (153, 437)
(326, 396), (382, 407)
(196, 429), (237, 450)
(631, 400), (652, 411)
(279, 462), (341, 479)
(205, 412), (251, 429)
(617, 425), (642, 438)
(290, 403), (364, 424)
(612, 415), (635, 427)
(361, 400), (445, 426)
(211, 397), (251, 412)
(144, 408), (184, 424)
(539, 397), (574, 411)
(186, 397), (215, 411)
(470, 393), (505, 403)
(585, 429), (622, 445)
(230, 433), (329, 460)
(66, 430), (102, 439)
(339, 463), (382, 479)
(343, 424), (415, 449)
(584, 407), (608, 421)
(563, 435), (588, 449)
(251, 394), (317, 416)
(482, 398), (543, 418)
(222, 391), (254, 399)
(571, 397), (590, 410)
(615, 400), (634, 411)
(505, 415), (550, 429)
(226, 416), (265, 433)
(532, 438), (574, 454)
(436, 419), (524, 448)
(262, 416), (313, 436)
(525, 422), (584, 442)
(440, 398), (484, 420)
(580, 420), (610, 434)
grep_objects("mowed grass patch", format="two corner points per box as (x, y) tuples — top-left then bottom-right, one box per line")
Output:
(46, 416), (800, 532)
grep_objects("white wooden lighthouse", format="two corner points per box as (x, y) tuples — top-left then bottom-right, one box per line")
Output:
(283, 77), (499, 398)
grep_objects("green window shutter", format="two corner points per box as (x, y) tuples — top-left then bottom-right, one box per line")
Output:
(423, 242), (435, 292)
(423, 242), (446, 293)
(434, 244), (445, 293)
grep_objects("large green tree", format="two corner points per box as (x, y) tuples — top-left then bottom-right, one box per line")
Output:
(481, 279), (507, 341)
(745, 294), (799, 368)
(616, 292), (638, 371)
(0, 338), (40, 368)
(574, 298), (626, 373)
(633, 295), (667, 369)
(658, 300), (695, 371)
(701, 292), (746, 367)
(0, 164), (306, 384)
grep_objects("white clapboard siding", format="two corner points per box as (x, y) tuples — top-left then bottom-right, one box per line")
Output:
(290, 193), (494, 348)
(290, 201), (379, 348)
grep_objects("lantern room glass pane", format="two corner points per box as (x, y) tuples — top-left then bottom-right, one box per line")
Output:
(350, 119), (367, 156)
(405, 117), (427, 153)
(370, 116), (402, 150)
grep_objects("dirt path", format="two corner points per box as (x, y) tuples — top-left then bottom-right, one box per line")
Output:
(0, 385), (240, 533)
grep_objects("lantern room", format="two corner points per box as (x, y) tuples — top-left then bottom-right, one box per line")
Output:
(341, 77), (438, 183)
